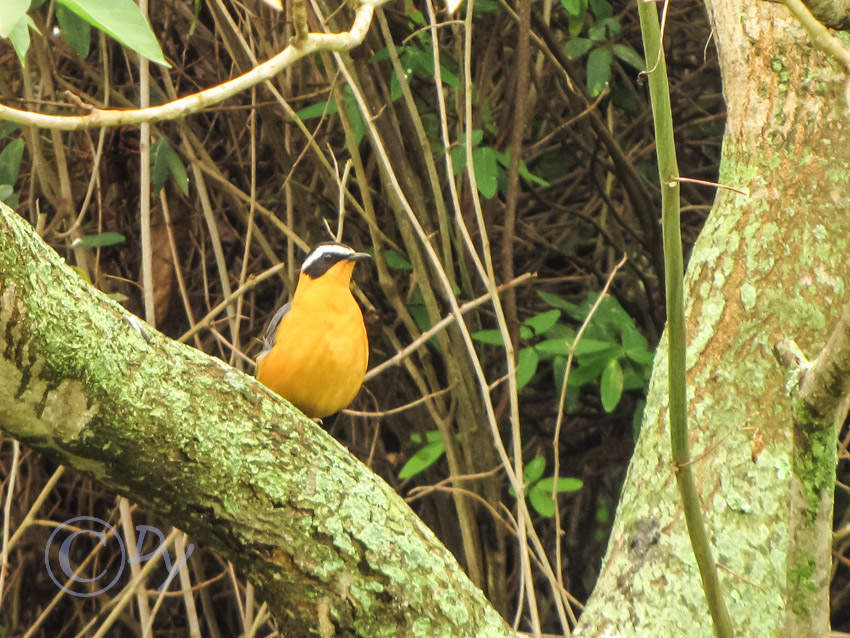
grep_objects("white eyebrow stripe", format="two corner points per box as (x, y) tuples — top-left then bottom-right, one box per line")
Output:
(300, 244), (355, 272)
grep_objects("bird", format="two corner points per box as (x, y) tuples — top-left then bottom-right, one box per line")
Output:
(256, 243), (371, 419)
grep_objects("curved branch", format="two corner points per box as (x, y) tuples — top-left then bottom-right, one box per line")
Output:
(0, 0), (389, 131)
(0, 202), (515, 637)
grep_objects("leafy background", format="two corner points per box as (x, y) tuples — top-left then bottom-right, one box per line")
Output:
(1, 0), (848, 635)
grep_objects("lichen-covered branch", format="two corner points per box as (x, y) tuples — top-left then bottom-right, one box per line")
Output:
(0, 202), (516, 638)
(777, 299), (850, 636)
(798, 300), (850, 418)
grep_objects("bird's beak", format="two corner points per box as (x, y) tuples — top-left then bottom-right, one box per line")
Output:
(348, 252), (371, 262)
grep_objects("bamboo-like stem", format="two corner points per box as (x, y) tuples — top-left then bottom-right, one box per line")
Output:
(636, 1), (733, 636)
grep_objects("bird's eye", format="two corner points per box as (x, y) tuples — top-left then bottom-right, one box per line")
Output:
(323, 254), (333, 261)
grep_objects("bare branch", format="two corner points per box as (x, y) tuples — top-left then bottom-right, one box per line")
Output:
(0, 0), (391, 131)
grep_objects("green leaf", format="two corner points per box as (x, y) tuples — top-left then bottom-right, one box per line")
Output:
(622, 327), (653, 365)
(567, 355), (611, 387)
(71, 232), (126, 248)
(516, 346), (539, 389)
(519, 160), (549, 187)
(0, 0), (28, 38)
(401, 46), (432, 77)
(593, 294), (630, 330)
(598, 17), (621, 38)
(523, 455), (546, 484)
(369, 47), (390, 63)
(165, 143), (189, 196)
(189, 0), (201, 36)
(344, 89), (365, 145)
(622, 365), (647, 390)
(537, 290), (581, 314)
(0, 184), (14, 204)
(595, 495), (611, 522)
(523, 309), (561, 336)
(398, 440), (445, 479)
(56, 3), (91, 59)
(587, 22), (607, 42)
(473, 0), (500, 14)
(587, 46), (613, 97)
(535, 338), (571, 357)
(544, 323), (576, 340)
(8, 15), (31, 66)
(600, 357), (624, 412)
(409, 303), (432, 335)
(389, 71), (403, 102)
(439, 65), (459, 89)
(560, 0), (581, 14)
(473, 146), (499, 199)
(0, 138), (24, 186)
(294, 99), (338, 121)
(568, 8), (586, 38)
(528, 484), (555, 517)
(0, 122), (19, 141)
(493, 149), (549, 188)
(451, 144), (466, 175)
(589, 0), (613, 18)
(383, 249), (412, 270)
(563, 37), (593, 60)
(151, 138), (188, 196)
(471, 329), (504, 346)
(411, 430), (442, 445)
(451, 130), (485, 174)
(620, 325), (646, 350)
(552, 359), (581, 408)
(451, 129), (486, 176)
(537, 476), (584, 493)
(400, 46), (459, 88)
(572, 337), (617, 357)
(150, 139), (169, 193)
(407, 288), (434, 345)
(632, 398), (645, 440)
(612, 43), (645, 71)
(56, 0), (169, 66)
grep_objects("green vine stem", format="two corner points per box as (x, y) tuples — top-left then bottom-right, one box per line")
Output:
(636, 1), (734, 636)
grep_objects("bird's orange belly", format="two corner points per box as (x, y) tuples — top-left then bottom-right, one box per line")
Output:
(256, 304), (368, 418)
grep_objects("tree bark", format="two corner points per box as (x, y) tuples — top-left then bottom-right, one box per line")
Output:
(0, 203), (515, 638)
(574, 3), (850, 636)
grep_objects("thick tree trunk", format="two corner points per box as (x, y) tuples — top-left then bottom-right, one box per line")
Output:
(574, 4), (850, 637)
(0, 203), (515, 638)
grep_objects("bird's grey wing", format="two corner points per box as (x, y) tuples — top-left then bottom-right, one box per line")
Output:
(262, 301), (290, 352)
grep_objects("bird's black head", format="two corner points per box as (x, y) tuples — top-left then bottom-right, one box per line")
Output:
(300, 243), (370, 279)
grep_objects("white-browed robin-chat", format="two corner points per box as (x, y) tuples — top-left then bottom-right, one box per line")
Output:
(256, 243), (370, 418)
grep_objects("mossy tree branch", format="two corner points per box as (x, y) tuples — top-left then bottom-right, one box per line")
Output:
(776, 299), (850, 636)
(0, 202), (516, 638)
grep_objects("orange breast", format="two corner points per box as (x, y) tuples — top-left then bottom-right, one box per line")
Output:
(256, 288), (368, 418)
